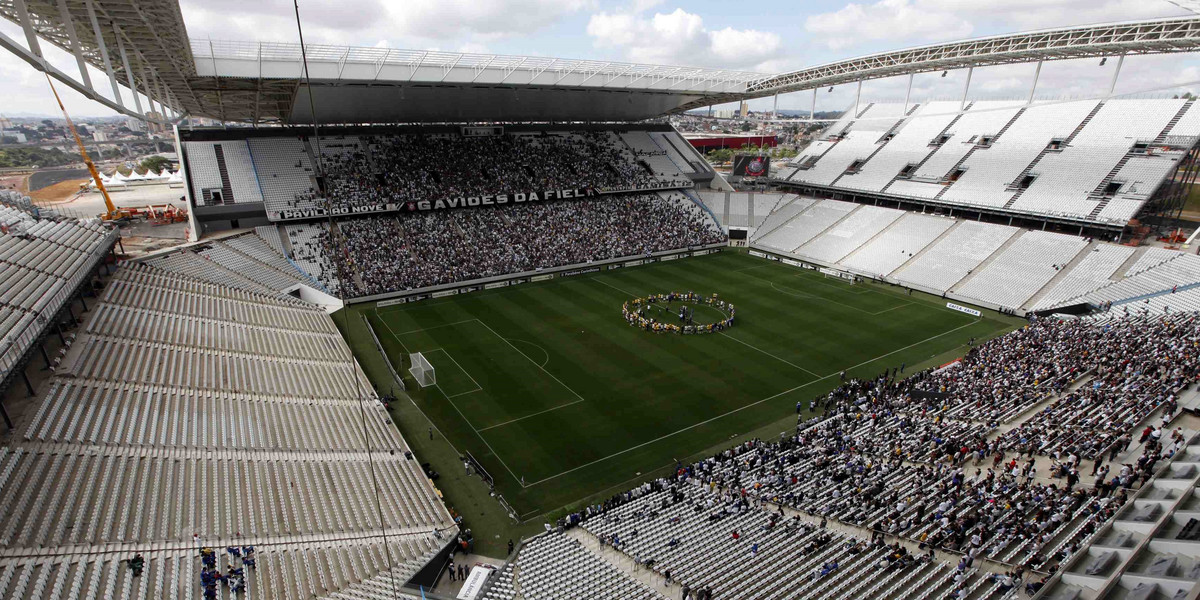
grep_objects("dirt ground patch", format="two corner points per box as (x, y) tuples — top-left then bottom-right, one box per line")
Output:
(0, 174), (28, 194)
(28, 179), (89, 203)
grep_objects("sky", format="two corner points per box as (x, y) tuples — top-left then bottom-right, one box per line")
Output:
(2, 0), (1200, 117)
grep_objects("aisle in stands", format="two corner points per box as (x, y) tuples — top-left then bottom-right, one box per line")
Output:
(0, 225), (457, 600)
(319, 192), (724, 298)
(777, 98), (1200, 226)
(488, 314), (1198, 600)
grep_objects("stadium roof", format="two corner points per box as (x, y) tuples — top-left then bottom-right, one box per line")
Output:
(679, 16), (1200, 112)
(191, 39), (764, 124)
(4, 2), (1200, 123)
(0, 0), (194, 120)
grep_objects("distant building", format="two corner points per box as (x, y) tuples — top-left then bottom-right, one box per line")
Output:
(144, 111), (166, 134)
(92, 131), (109, 142)
(739, 101), (749, 118)
(684, 133), (778, 151)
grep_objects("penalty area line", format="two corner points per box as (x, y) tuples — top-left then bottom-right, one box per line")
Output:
(376, 310), (412, 354)
(389, 318), (481, 337)
(424, 359), (527, 488)
(476, 398), (589, 432)
(523, 316), (984, 488)
(521, 378), (822, 488)
(717, 332), (821, 378)
(377, 310), (528, 487)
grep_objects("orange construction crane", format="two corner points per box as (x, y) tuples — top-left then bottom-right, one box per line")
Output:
(44, 73), (128, 221)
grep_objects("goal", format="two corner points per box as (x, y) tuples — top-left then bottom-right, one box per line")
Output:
(820, 266), (858, 284)
(409, 352), (436, 387)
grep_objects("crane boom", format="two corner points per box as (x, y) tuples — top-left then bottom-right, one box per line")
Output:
(44, 73), (124, 220)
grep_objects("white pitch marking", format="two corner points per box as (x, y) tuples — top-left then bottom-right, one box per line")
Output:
(523, 317), (984, 487)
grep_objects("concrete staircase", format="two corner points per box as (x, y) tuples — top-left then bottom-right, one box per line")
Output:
(793, 134), (849, 175)
(1002, 101), (1105, 209)
(1152, 99), (1194, 145)
(932, 106), (1029, 200)
(750, 197), (816, 243)
(1085, 100), (1194, 220)
(886, 219), (963, 278)
(946, 228), (1025, 293)
(836, 212), (912, 268)
(331, 220), (370, 291)
(1113, 247), (1148, 280)
(881, 102), (972, 194)
(212, 144), (236, 204)
(830, 111), (912, 184)
(275, 224), (295, 258)
(789, 204), (864, 254)
(1020, 241), (1100, 310)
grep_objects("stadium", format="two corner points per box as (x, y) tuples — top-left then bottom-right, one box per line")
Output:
(2, 1), (1200, 599)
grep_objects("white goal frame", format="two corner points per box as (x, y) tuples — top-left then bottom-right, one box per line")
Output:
(409, 352), (436, 388)
(820, 266), (858, 284)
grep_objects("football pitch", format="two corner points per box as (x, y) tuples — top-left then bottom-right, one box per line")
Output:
(361, 250), (1017, 519)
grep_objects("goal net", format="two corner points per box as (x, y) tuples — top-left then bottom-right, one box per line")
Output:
(820, 266), (858, 284)
(409, 352), (436, 388)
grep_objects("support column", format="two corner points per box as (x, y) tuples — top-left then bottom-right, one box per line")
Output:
(1108, 55), (1125, 97)
(772, 92), (779, 121)
(960, 67), (974, 111)
(56, 0), (93, 89)
(13, 0), (42, 58)
(40, 344), (52, 370)
(139, 63), (157, 120)
(113, 24), (143, 116)
(0, 400), (11, 430)
(811, 88), (817, 120)
(55, 322), (65, 345)
(85, 0), (123, 108)
(854, 80), (863, 118)
(21, 370), (35, 398)
(903, 74), (913, 115)
(79, 293), (88, 312)
(1027, 61), (1043, 105)
(154, 76), (171, 120)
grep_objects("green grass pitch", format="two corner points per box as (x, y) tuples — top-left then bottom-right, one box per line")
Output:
(361, 250), (1017, 520)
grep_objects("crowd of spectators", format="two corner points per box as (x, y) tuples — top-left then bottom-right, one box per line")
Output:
(547, 314), (1197, 598)
(328, 193), (725, 297)
(992, 316), (1197, 459)
(318, 131), (686, 211)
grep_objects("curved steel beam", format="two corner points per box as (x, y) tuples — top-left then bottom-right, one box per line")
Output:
(676, 16), (1200, 112)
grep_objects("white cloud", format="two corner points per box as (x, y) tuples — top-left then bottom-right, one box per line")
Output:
(0, 18), (146, 117)
(804, 0), (1190, 51)
(805, 0), (972, 51)
(180, 0), (591, 47)
(770, 54), (1200, 114)
(457, 42), (492, 55)
(919, 0), (1187, 31)
(587, 7), (783, 70)
(630, 0), (665, 13)
(586, 13), (639, 47)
